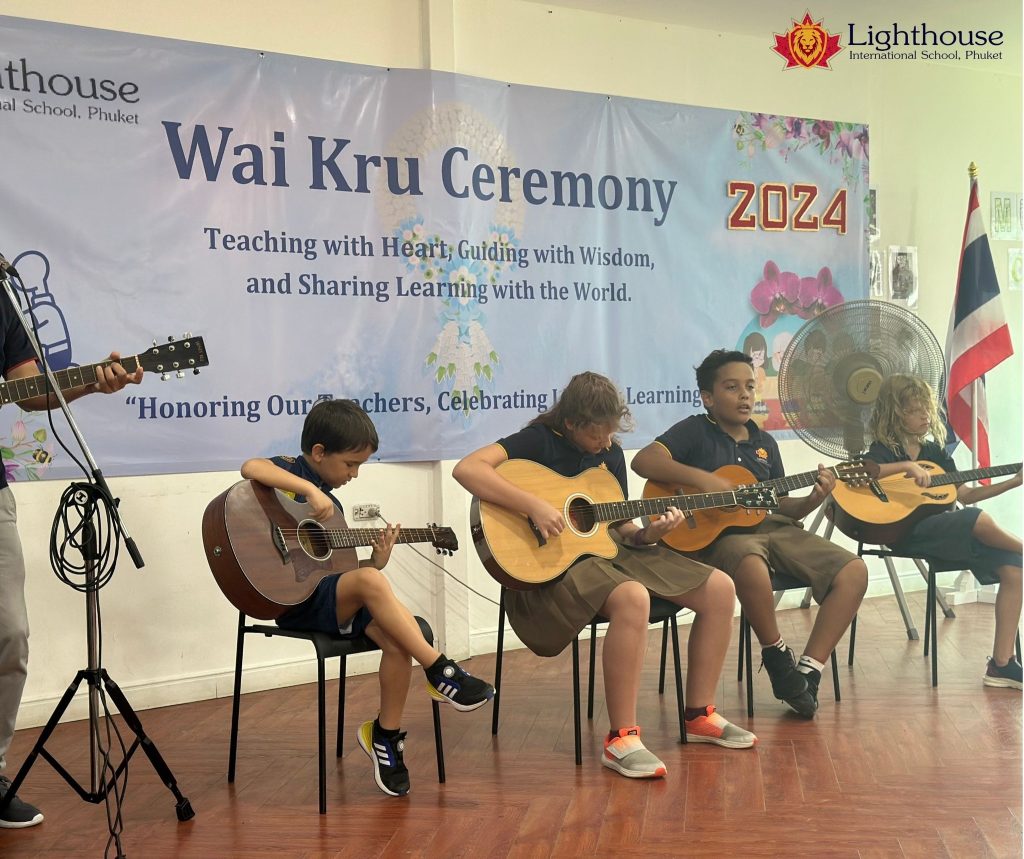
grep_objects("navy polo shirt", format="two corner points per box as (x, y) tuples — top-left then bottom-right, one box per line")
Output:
(865, 440), (956, 473)
(497, 424), (629, 496)
(268, 454), (344, 513)
(1, 295), (39, 490)
(655, 413), (785, 485)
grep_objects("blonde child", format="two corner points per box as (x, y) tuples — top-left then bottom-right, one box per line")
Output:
(866, 374), (1022, 688)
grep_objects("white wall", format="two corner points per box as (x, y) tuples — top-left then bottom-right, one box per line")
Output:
(1, 0), (1020, 728)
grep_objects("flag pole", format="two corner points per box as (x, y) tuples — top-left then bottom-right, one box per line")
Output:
(967, 162), (979, 471)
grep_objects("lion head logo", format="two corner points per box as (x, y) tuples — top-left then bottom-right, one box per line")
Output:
(772, 13), (842, 70)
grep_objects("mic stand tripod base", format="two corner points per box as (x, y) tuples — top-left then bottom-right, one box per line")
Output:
(0, 525), (194, 826)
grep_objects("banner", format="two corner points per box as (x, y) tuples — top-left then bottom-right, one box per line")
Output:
(0, 16), (869, 477)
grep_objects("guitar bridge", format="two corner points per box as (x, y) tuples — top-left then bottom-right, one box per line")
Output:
(272, 524), (291, 564)
(867, 480), (889, 503)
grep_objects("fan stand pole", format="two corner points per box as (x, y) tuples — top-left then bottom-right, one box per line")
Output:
(796, 504), (953, 640)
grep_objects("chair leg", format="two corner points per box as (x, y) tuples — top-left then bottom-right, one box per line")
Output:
(737, 613), (745, 682)
(744, 616), (754, 718)
(830, 651), (840, 702)
(587, 621), (597, 720)
(336, 655), (347, 758)
(928, 566), (938, 687)
(317, 658), (327, 814)
(431, 701), (446, 784)
(848, 615), (857, 667)
(658, 619), (669, 695)
(228, 612), (246, 783)
(492, 589), (506, 736)
(670, 616), (686, 744)
(572, 637), (582, 766)
(1016, 630), (1022, 664)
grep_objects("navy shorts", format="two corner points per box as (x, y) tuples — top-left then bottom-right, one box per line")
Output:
(276, 573), (373, 637)
(893, 507), (1022, 586)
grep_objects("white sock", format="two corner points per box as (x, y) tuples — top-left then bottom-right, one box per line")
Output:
(763, 636), (786, 651)
(797, 654), (825, 674)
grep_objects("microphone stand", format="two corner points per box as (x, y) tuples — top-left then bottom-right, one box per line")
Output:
(0, 265), (193, 839)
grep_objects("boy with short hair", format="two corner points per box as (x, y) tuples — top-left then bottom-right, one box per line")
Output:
(241, 399), (493, 797)
(632, 350), (868, 717)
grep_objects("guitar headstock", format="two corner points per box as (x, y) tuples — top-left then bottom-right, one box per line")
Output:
(140, 334), (209, 379)
(734, 486), (779, 510)
(836, 459), (880, 486)
(430, 524), (459, 555)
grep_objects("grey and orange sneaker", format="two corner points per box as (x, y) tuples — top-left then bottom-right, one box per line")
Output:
(601, 726), (667, 778)
(684, 706), (757, 749)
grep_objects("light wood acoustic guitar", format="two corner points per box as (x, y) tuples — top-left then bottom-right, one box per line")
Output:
(469, 459), (779, 590)
(642, 460), (877, 552)
(203, 480), (458, 619)
(828, 460), (1022, 545)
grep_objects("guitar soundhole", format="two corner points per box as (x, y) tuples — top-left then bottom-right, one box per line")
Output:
(567, 497), (596, 534)
(296, 520), (332, 561)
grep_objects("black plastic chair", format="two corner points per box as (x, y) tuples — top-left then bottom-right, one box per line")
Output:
(736, 572), (842, 717)
(491, 587), (687, 765)
(228, 611), (445, 813)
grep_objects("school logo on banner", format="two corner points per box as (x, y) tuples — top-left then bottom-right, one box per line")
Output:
(771, 13), (843, 70)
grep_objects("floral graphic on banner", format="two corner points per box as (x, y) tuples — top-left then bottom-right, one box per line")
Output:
(732, 113), (869, 192)
(2, 419), (54, 482)
(738, 260), (846, 430)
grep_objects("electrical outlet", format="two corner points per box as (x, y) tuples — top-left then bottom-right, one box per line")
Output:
(352, 503), (380, 520)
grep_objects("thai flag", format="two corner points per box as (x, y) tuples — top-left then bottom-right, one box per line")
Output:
(944, 171), (1014, 471)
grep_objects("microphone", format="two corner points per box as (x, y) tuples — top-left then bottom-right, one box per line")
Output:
(0, 252), (20, 280)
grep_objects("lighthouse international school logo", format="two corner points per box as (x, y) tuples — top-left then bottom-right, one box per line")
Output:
(771, 13), (842, 70)
(770, 12), (1006, 67)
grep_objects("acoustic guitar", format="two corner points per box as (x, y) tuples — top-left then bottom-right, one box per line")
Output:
(828, 460), (1022, 545)
(470, 459), (778, 590)
(0, 334), (209, 406)
(642, 460), (877, 552)
(203, 480), (458, 619)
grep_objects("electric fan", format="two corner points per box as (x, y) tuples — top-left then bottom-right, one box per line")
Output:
(776, 299), (946, 460)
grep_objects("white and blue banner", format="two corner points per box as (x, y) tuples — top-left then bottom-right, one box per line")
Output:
(0, 16), (869, 477)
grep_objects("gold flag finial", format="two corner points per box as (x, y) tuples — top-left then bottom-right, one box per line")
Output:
(968, 162), (978, 178)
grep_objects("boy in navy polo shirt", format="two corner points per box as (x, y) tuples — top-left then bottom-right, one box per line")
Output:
(632, 350), (867, 718)
(241, 399), (493, 797)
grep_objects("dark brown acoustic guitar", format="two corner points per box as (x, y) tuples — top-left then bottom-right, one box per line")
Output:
(203, 480), (458, 619)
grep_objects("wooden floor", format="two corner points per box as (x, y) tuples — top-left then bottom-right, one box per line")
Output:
(1, 593), (1021, 858)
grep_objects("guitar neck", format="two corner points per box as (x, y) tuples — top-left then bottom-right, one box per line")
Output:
(0, 356), (142, 406)
(590, 489), (755, 523)
(762, 467), (835, 494)
(326, 527), (445, 550)
(928, 463), (1022, 488)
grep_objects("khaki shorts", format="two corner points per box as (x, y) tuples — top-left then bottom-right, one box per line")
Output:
(696, 514), (857, 604)
(506, 543), (714, 657)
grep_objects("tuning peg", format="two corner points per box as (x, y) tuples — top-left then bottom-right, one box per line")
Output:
(176, 371), (185, 379)
(167, 336), (174, 342)
(160, 372), (170, 381)
(152, 339), (157, 347)
(193, 369), (201, 375)
(184, 331), (192, 338)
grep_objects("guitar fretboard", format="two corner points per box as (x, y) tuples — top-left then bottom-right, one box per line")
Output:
(0, 356), (142, 406)
(926, 463), (1021, 488)
(325, 527), (451, 549)
(590, 488), (772, 523)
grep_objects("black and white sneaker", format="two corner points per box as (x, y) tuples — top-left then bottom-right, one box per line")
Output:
(0, 776), (44, 828)
(357, 720), (410, 797)
(425, 656), (495, 712)
(761, 645), (816, 718)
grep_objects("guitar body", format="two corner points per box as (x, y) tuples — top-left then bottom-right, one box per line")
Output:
(642, 464), (769, 552)
(203, 480), (358, 619)
(828, 461), (957, 545)
(470, 460), (622, 591)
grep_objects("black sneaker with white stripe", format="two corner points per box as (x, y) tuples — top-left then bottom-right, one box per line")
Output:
(357, 720), (410, 797)
(0, 776), (44, 828)
(425, 655), (494, 712)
